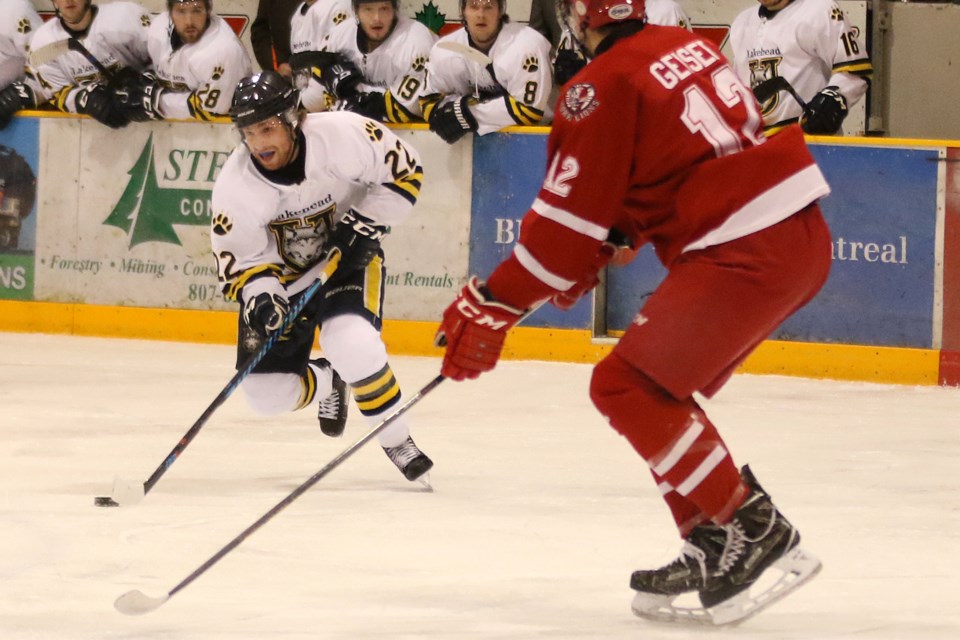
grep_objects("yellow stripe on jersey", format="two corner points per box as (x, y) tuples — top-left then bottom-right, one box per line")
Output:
(223, 263), (285, 302)
(364, 254), (384, 317)
(187, 92), (217, 121)
(833, 60), (873, 79)
(384, 91), (416, 124)
(763, 117), (801, 137)
(383, 167), (423, 205)
(351, 362), (401, 416)
(419, 93), (442, 122)
(53, 86), (72, 113)
(295, 365), (318, 410)
(504, 95), (544, 126)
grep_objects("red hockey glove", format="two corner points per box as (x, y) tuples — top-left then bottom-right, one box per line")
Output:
(435, 277), (525, 381)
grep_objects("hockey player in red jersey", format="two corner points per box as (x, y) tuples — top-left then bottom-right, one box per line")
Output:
(436, 0), (830, 627)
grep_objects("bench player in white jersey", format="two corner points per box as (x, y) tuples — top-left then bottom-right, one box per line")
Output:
(420, 0), (553, 143)
(288, 0), (353, 112)
(125, 0), (251, 121)
(0, 0), (151, 130)
(211, 71), (433, 483)
(0, 0), (41, 90)
(299, 0), (437, 122)
(730, 0), (872, 135)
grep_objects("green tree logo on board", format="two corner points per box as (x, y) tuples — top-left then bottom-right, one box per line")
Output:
(104, 133), (229, 247)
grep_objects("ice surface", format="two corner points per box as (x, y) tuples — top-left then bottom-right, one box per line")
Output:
(1, 333), (958, 639)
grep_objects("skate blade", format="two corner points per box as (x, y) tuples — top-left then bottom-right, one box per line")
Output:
(631, 592), (714, 626)
(414, 472), (434, 492)
(710, 546), (823, 627)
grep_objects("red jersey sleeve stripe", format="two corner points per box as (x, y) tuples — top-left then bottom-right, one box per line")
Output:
(514, 243), (578, 291)
(531, 198), (610, 242)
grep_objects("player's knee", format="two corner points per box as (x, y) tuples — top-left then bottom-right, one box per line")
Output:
(590, 353), (667, 433)
(319, 314), (388, 383)
(241, 372), (299, 415)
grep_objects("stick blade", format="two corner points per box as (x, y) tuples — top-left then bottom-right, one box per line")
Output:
(436, 41), (492, 66)
(28, 39), (71, 68)
(110, 476), (145, 506)
(114, 589), (169, 615)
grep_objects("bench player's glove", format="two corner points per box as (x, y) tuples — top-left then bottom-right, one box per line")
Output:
(76, 83), (130, 129)
(0, 82), (36, 129)
(112, 71), (165, 122)
(553, 49), (586, 87)
(243, 291), (289, 337)
(329, 209), (386, 273)
(429, 96), (478, 144)
(801, 86), (847, 135)
(435, 277), (525, 381)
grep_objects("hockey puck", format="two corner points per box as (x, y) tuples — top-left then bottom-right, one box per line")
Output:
(94, 496), (120, 507)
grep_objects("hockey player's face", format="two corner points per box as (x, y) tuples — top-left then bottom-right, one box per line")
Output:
(172, 1), (209, 44)
(358, 2), (395, 45)
(463, 0), (501, 50)
(54, 0), (92, 27)
(240, 118), (297, 171)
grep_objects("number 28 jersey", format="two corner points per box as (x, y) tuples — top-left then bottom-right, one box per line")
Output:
(486, 26), (831, 308)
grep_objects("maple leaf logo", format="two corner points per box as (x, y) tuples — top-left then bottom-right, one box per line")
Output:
(415, 1), (447, 34)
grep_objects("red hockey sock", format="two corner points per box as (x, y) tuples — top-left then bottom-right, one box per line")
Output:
(590, 352), (746, 529)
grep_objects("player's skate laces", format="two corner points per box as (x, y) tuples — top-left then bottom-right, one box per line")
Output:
(383, 436), (433, 481)
(312, 358), (348, 437)
(630, 465), (822, 626)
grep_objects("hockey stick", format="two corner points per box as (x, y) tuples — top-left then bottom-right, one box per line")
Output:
(95, 252), (342, 508)
(436, 41), (493, 66)
(114, 372), (446, 615)
(28, 37), (114, 79)
(752, 76), (807, 112)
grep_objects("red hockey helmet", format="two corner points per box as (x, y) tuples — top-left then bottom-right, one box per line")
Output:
(558, 0), (646, 45)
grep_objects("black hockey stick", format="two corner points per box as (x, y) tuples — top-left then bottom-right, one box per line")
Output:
(29, 37), (114, 79)
(95, 252), (342, 508)
(752, 76), (808, 113)
(114, 372), (446, 615)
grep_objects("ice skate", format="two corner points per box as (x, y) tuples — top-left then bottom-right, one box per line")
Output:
(311, 358), (348, 437)
(630, 466), (822, 626)
(383, 436), (433, 488)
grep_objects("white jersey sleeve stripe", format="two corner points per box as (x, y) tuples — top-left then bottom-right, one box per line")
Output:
(513, 244), (577, 291)
(531, 197), (609, 242)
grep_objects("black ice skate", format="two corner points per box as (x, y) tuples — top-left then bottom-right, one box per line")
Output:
(383, 436), (433, 486)
(311, 358), (348, 437)
(630, 465), (822, 627)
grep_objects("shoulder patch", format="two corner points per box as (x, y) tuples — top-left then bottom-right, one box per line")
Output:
(365, 120), (383, 141)
(212, 212), (232, 235)
(559, 83), (599, 122)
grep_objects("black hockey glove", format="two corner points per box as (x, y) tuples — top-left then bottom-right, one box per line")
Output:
(800, 86), (847, 135)
(289, 50), (337, 90)
(553, 49), (586, 87)
(329, 209), (386, 272)
(342, 91), (387, 121)
(429, 96), (479, 144)
(112, 71), (164, 122)
(321, 54), (363, 100)
(76, 83), (130, 129)
(242, 291), (290, 337)
(0, 82), (37, 129)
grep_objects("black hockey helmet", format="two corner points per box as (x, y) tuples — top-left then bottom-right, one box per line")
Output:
(229, 71), (301, 129)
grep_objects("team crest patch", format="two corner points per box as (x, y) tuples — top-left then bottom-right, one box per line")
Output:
(560, 83), (599, 121)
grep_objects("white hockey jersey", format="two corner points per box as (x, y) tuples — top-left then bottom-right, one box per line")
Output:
(210, 112), (423, 302)
(729, 0), (872, 133)
(26, 2), (152, 112)
(289, 0), (354, 112)
(320, 15), (437, 121)
(0, 0), (41, 88)
(424, 22), (553, 134)
(646, 0), (693, 30)
(146, 12), (252, 120)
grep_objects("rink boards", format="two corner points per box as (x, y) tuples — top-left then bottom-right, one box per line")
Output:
(1, 114), (958, 385)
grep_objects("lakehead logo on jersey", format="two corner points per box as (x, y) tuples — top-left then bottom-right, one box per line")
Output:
(560, 83), (599, 122)
(104, 133), (231, 248)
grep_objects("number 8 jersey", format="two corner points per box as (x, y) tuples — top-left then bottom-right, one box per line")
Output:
(484, 26), (831, 308)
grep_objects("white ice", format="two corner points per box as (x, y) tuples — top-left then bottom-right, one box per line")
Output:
(1, 333), (958, 639)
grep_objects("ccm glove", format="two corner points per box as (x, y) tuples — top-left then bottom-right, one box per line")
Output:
(801, 86), (847, 135)
(76, 83), (130, 129)
(435, 277), (525, 381)
(113, 71), (164, 122)
(322, 54), (363, 99)
(329, 209), (386, 272)
(429, 96), (478, 144)
(0, 82), (36, 129)
(243, 291), (290, 337)
(342, 91), (387, 121)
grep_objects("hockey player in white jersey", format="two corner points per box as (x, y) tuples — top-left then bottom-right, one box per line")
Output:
(288, 0), (354, 112)
(421, 0), (553, 143)
(730, 0), (872, 135)
(123, 0), (252, 121)
(0, 0), (41, 90)
(0, 0), (151, 129)
(296, 0), (437, 122)
(211, 71), (433, 482)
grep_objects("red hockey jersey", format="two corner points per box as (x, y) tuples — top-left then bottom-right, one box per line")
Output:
(486, 25), (830, 309)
